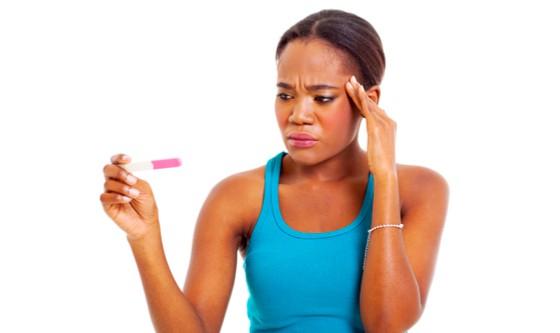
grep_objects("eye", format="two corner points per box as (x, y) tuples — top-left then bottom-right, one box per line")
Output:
(276, 93), (334, 104)
(315, 96), (334, 104)
(276, 93), (293, 101)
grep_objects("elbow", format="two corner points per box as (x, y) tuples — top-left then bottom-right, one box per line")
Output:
(364, 324), (406, 333)
(363, 320), (414, 333)
(363, 304), (424, 333)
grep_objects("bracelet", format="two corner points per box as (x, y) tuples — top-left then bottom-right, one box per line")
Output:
(362, 223), (404, 270)
(367, 223), (404, 233)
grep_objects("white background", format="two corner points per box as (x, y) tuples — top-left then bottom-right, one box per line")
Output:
(1, 0), (559, 332)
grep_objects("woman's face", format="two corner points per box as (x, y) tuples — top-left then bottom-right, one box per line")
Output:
(275, 38), (363, 163)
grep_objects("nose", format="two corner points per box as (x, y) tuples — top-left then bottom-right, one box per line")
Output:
(288, 98), (314, 124)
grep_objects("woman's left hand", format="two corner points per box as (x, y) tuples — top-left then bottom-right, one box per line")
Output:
(345, 75), (397, 177)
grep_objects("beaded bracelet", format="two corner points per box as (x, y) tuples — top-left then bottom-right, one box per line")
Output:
(363, 224), (404, 270)
(367, 223), (404, 233)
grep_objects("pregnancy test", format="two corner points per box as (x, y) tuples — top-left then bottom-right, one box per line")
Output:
(121, 158), (182, 172)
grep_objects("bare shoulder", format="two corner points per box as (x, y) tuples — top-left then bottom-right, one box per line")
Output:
(394, 164), (450, 310)
(396, 163), (450, 215)
(182, 164), (265, 331)
(208, 164), (266, 243)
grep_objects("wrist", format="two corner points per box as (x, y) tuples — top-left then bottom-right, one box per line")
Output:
(127, 223), (162, 245)
(371, 169), (398, 180)
(368, 223), (404, 232)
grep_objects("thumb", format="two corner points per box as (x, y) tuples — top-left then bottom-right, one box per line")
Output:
(111, 153), (131, 165)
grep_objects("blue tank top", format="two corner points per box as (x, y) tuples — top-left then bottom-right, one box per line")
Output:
(243, 151), (375, 332)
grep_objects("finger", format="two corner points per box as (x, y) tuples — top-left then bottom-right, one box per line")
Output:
(356, 84), (377, 120)
(104, 178), (141, 199)
(348, 75), (377, 120)
(345, 80), (367, 118)
(99, 191), (132, 204)
(111, 153), (131, 165)
(355, 84), (389, 119)
(362, 91), (387, 118)
(103, 163), (138, 186)
(350, 76), (394, 125)
(364, 98), (392, 126)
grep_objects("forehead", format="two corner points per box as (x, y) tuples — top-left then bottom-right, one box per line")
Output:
(276, 39), (352, 80)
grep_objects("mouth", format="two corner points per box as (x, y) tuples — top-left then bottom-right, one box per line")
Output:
(287, 132), (318, 141)
(287, 138), (318, 148)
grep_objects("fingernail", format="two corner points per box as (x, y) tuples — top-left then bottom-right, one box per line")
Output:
(351, 75), (357, 84)
(128, 187), (140, 197)
(122, 154), (131, 161)
(126, 174), (137, 185)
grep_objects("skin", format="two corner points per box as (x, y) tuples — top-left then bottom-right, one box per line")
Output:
(275, 38), (370, 183)
(270, 38), (379, 235)
(100, 38), (449, 333)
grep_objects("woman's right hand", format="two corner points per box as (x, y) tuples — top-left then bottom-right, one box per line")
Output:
(100, 153), (160, 241)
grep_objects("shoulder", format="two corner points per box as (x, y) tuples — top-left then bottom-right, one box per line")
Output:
(396, 163), (450, 216)
(206, 164), (266, 239)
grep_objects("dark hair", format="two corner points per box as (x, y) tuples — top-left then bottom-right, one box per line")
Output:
(275, 9), (386, 90)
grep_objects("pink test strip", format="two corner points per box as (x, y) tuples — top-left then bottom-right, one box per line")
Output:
(122, 158), (182, 172)
(152, 158), (182, 169)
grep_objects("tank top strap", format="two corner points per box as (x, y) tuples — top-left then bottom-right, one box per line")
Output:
(264, 151), (286, 211)
(270, 151), (373, 239)
(243, 151), (287, 262)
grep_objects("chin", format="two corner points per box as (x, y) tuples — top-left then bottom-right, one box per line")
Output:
(285, 148), (324, 165)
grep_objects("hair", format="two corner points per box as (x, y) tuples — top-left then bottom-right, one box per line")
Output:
(275, 9), (386, 90)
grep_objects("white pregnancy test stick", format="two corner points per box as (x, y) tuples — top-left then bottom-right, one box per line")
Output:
(121, 158), (182, 172)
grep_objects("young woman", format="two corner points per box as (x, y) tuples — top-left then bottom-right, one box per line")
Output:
(100, 9), (449, 333)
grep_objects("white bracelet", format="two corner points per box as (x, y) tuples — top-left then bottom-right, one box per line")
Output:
(367, 223), (404, 233)
(363, 223), (404, 270)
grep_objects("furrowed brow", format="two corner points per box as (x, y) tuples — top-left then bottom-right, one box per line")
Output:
(277, 82), (339, 91)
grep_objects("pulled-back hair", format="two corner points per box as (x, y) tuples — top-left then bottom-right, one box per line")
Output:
(275, 9), (386, 90)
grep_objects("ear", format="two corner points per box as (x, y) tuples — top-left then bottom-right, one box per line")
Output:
(366, 85), (381, 104)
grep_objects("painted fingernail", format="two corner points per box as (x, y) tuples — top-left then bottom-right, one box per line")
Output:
(128, 187), (140, 197)
(126, 174), (138, 185)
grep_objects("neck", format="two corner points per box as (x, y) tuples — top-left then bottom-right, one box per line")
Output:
(283, 140), (369, 183)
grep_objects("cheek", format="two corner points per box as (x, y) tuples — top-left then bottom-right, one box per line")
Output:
(323, 108), (353, 134)
(274, 105), (285, 119)
(274, 108), (289, 130)
(333, 100), (355, 124)
(322, 100), (359, 137)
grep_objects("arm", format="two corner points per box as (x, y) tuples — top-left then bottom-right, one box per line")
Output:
(128, 228), (206, 333)
(359, 166), (449, 333)
(128, 175), (246, 333)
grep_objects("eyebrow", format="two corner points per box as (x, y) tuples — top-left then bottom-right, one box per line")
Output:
(276, 82), (339, 91)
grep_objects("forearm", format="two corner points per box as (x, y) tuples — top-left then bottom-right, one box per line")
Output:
(128, 226), (206, 333)
(360, 174), (422, 333)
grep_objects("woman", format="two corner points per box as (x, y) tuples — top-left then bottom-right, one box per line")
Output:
(100, 9), (449, 333)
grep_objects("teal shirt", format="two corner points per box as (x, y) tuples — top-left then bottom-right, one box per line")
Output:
(243, 151), (375, 332)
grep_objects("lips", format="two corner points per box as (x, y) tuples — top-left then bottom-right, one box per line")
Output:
(288, 132), (317, 141)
